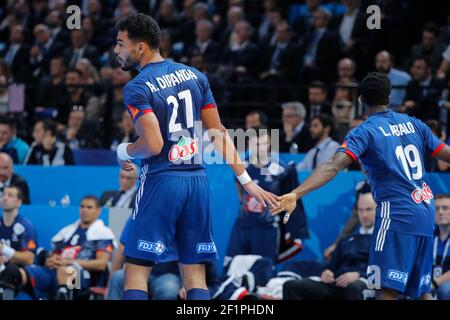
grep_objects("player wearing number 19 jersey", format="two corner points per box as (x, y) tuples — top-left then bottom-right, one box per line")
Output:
(272, 73), (450, 299)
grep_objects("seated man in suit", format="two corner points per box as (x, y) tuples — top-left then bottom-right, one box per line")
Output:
(279, 101), (314, 153)
(283, 192), (376, 300)
(100, 166), (138, 209)
(0, 153), (31, 204)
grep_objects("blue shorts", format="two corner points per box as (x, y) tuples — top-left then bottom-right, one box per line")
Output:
(226, 219), (278, 264)
(25, 264), (91, 299)
(124, 171), (218, 265)
(368, 229), (433, 299)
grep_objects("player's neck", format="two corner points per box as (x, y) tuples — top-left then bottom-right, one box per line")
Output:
(2, 209), (19, 227)
(139, 50), (164, 68)
(366, 105), (388, 116)
(439, 224), (450, 241)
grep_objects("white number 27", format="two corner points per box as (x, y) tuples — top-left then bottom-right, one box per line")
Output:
(395, 144), (423, 180)
(167, 89), (193, 133)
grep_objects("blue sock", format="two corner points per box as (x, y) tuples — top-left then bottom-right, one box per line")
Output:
(186, 288), (210, 300)
(123, 289), (148, 300)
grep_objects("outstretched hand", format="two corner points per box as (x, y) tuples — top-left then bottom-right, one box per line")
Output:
(242, 181), (280, 210)
(270, 193), (297, 224)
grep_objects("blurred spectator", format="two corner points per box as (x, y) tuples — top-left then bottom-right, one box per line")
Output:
(280, 101), (314, 153)
(0, 60), (9, 113)
(155, 0), (180, 37)
(0, 25), (30, 82)
(293, 0), (323, 38)
(409, 23), (445, 72)
(109, 67), (132, 124)
(260, 20), (300, 82)
(307, 81), (332, 120)
(64, 29), (100, 69)
(110, 111), (138, 152)
(283, 192), (375, 300)
(30, 23), (64, 78)
(35, 56), (67, 110)
(63, 68), (101, 123)
(159, 29), (176, 61)
(245, 110), (268, 130)
(301, 7), (342, 83)
(400, 57), (442, 122)
(45, 9), (70, 46)
(336, 58), (356, 83)
(332, 81), (356, 127)
(75, 58), (102, 95)
(61, 106), (102, 150)
(0, 117), (29, 164)
(0, 153), (30, 204)
(257, 0), (279, 43)
(440, 10), (450, 46)
(439, 75), (450, 138)
(222, 21), (260, 82)
(185, 20), (221, 72)
(333, 0), (368, 78)
(114, 0), (138, 19)
(375, 50), (411, 110)
(437, 45), (450, 80)
(433, 194), (450, 300)
(100, 166), (137, 209)
(25, 119), (74, 166)
(219, 6), (245, 47)
(20, 195), (115, 300)
(297, 114), (339, 171)
(0, 186), (37, 300)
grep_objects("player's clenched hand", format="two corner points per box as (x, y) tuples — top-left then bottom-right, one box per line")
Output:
(243, 181), (280, 209)
(335, 272), (360, 288)
(270, 193), (297, 222)
(321, 269), (335, 284)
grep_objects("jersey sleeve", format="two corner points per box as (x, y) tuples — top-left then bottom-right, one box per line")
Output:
(414, 117), (446, 157)
(19, 221), (38, 254)
(336, 126), (369, 162)
(198, 72), (216, 110)
(95, 239), (114, 255)
(123, 82), (153, 124)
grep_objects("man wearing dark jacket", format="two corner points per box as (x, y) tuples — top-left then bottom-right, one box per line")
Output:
(0, 153), (31, 204)
(283, 192), (375, 300)
(280, 102), (314, 153)
(100, 166), (138, 209)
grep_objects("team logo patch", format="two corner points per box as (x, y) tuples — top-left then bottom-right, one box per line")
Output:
(411, 182), (434, 204)
(387, 269), (408, 284)
(137, 240), (166, 255)
(420, 273), (431, 287)
(127, 104), (139, 120)
(196, 242), (217, 253)
(168, 136), (199, 163)
(13, 223), (25, 235)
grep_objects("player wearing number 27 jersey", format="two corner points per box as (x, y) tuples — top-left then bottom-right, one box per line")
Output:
(272, 73), (450, 299)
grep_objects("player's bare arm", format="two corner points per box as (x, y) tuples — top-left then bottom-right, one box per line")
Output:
(435, 144), (450, 163)
(201, 107), (280, 209)
(0, 243), (35, 265)
(271, 152), (354, 217)
(117, 112), (164, 170)
(70, 251), (111, 272)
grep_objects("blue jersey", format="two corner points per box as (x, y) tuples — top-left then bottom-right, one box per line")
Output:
(337, 110), (445, 236)
(53, 226), (114, 260)
(123, 60), (216, 175)
(0, 214), (37, 254)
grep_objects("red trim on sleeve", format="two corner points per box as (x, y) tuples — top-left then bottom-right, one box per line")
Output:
(142, 109), (153, 114)
(343, 149), (357, 162)
(201, 103), (216, 110)
(432, 143), (445, 158)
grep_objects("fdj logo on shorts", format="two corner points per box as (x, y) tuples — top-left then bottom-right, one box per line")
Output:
(169, 136), (199, 163)
(137, 240), (166, 255)
(196, 242), (216, 253)
(387, 269), (408, 284)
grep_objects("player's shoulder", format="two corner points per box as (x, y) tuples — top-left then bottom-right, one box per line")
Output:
(15, 215), (36, 233)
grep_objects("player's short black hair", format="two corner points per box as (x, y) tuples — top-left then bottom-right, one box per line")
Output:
(36, 119), (57, 137)
(309, 81), (327, 94)
(116, 13), (161, 50)
(81, 195), (100, 208)
(311, 113), (335, 133)
(4, 185), (23, 201)
(360, 72), (391, 106)
(413, 55), (431, 68)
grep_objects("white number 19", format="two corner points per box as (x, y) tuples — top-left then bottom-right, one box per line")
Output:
(395, 144), (423, 180)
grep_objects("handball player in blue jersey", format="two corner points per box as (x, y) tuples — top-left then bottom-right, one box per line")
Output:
(272, 72), (450, 300)
(113, 14), (279, 300)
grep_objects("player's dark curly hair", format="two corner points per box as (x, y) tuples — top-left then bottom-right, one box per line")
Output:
(116, 13), (161, 50)
(360, 72), (391, 106)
